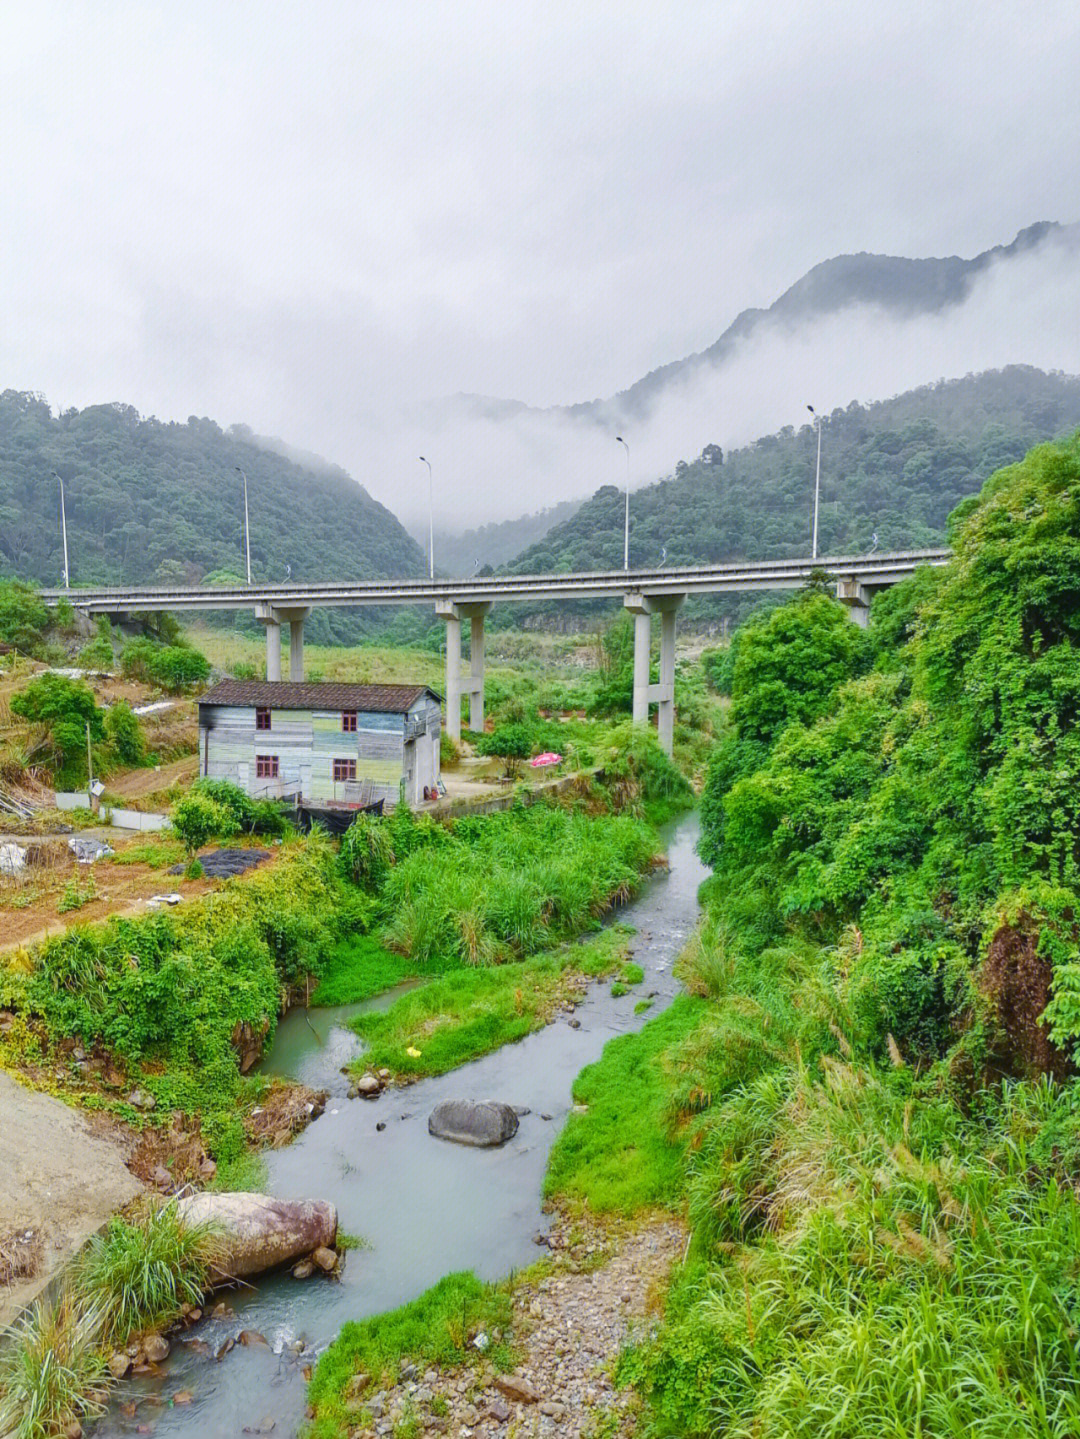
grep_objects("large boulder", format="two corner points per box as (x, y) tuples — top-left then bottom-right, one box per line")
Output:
(428, 1100), (520, 1148)
(176, 1192), (337, 1282)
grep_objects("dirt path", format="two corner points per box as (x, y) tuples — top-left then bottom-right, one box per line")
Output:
(105, 753), (198, 799)
(0, 1070), (143, 1331)
(343, 1215), (686, 1436)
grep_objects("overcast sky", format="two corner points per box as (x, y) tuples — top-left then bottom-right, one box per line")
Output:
(3, 1), (1079, 526)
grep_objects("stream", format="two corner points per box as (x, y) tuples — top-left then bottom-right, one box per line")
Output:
(93, 811), (706, 1439)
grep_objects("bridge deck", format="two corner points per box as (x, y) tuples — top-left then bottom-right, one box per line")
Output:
(39, 548), (951, 612)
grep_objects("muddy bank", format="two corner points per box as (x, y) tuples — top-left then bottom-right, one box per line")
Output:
(0, 1070), (143, 1331)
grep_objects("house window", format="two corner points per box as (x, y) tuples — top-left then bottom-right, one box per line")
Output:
(256, 755), (279, 779)
(342, 711), (358, 732)
(333, 758), (357, 783)
(255, 707), (271, 731)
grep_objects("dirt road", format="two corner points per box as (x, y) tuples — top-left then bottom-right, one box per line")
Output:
(0, 1070), (143, 1330)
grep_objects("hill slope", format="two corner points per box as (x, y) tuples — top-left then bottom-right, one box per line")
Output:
(502, 366), (1080, 622)
(0, 393), (426, 642)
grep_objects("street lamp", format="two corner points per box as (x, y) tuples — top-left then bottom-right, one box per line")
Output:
(806, 406), (822, 560)
(51, 471), (70, 589)
(418, 457), (433, 579)
(615, 436), (630, 571)
(234, 467), (252, 584)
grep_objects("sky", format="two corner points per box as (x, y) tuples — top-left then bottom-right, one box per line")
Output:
(3, 0), (1080, 528)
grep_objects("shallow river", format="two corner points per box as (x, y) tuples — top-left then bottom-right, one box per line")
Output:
(94, 812), (705, 1439)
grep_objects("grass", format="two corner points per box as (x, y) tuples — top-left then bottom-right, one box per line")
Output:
(306, 1271), (519, 1438)
(107, 836), (185, 869)
(350, 930), (629, 1079)
(0, 1292), (108, 1439)
(544, 996), (705, 1216)
(311, 934), (429, 1006)
(74, 1202), (218, 1345)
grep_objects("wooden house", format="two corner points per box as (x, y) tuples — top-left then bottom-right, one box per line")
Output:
(197, 680), (442, 809)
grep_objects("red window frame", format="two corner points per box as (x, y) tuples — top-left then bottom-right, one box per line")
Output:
(333, 758), (357, 783)
(255, 707), (271, 731)
(256, 755), (279, 779)
(342, 711), (358, 732)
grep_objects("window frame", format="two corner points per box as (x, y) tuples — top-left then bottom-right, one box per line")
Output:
(255, 707), (272, 731)
(332, 757), (358, 783)
(342, 711), (358, 732)
(255, 754), (279, 779)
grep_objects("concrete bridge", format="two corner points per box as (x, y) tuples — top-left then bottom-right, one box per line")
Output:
(40, 547), (950, 755)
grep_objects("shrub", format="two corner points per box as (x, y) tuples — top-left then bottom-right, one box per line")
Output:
(76, 635), (114, 670)
(0, 580), (49, 655)
(10, 673), (104, 781)
(104, 701), (145, 765)
(474, 722), (534, 777)
(147, 645), (210, 693)
(191, 778), (289, 836)
(171, 791), (237, 858)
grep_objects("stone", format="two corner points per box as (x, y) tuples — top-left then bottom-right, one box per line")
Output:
(142, 1334), (170, 1363)
(292, 1259), (315, 1278)
(173, 1390), (193, 1405)
(63, 1422), (82, 1439)
(107, 1352), (132, 1380)
(176, 1191), (337, 1281)
(217, 1336), (236, 1360)
(378, 1068), (392, 1081)
(153, 1164), (172, 1189)
(488, 1397), (511, 1422)
(427, 1099), (519, 1148)
(127, 1088), (156, 1110)
(568, 1018), (581, 1029)
(494, 1374), (541, 1404)
(399, 1362), (418, 1381)
(539, 1400), (566, 1419)
(198, 1157), (217, 1181)
(239, 1329), (269, 1347)
(357, 1073), (382, 1096)
(312, 1245), (338, 1272)
(376, 1121), (387, 1132)
(461, 1403), (479, 1424)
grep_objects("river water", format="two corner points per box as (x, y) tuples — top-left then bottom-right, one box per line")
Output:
(93, 812), (705, 1439)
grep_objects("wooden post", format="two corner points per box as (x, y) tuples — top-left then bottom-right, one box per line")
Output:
(86, 720), (98, 814)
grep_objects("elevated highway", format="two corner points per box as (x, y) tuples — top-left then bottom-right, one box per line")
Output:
(40, 547), (951, 753)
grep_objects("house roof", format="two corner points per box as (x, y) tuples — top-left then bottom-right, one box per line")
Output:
(199, 680), (442, 713)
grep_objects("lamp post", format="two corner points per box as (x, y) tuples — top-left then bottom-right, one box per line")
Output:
(615, 436), (630, 570)
(234, 467), (252, 584)
(418, 457), (433, 579)
(51, 471), (70, 588)
(806, 406), (822, 560)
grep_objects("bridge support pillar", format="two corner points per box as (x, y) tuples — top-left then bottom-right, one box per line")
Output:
(257, 605), (311, 681)
(835, 578), (872, 629)
(436, 601), (492, 740)
(624, 593), (685, 756)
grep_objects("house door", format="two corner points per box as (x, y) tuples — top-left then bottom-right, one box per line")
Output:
(403, 741), (416, 804)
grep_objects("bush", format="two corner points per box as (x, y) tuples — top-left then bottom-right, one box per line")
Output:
(147, 645), (210, 693)
(170, 791), (238, 857)
(0, 580), (49, 655)
(104, 701), (145, 765)
(76, 635), (114, 670)
(10, 673), (104, 781)
(191, 778), (289, 836)
(474, 722), (534, 777)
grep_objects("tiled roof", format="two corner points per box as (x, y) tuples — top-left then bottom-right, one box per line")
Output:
(198, 680), (441, 713)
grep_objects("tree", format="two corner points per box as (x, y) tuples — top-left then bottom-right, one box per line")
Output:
(147, 645), (210, 693)
(104, 702), (145, 765)
(11, 674), (104, 780)
(0, 581), (49, 654)
(170, 791), (237, 862)
(475, 723), (534, 778)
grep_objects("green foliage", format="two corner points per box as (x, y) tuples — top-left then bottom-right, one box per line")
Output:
(599, 726), (693, 821)
(0, 390), (425, 645)
(74, 1203), (216, 1346)
(191, 777), (289, 836)
(308, 1272), (516, 1435)
(545, 997), (702, 1215)
(170, 790), (238, 857)
(474, 721), (535, 777)
(76, 634), (114, 670)
(310, 934), (419, 1006)
(350, 930), (628, 1078)
(104, 700), (145, 765)
(340, 811), (397, 887)
(0, 1292), (107, 1439)
(0, 580), (49, 654)
(146, 644), (210, 692)
(10, 673), (104, 781)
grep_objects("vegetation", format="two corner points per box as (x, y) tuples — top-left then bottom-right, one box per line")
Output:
(307, 1271), (518, 1438)
(170, 789), (239, 862)
(349, 929), (630, 1079)
(10, 673), (103, 785)
(0, 389), (425, 646)
(543, 435), (1080, 1437)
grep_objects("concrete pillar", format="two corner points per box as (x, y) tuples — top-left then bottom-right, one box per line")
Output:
(835, 577), (872, 629)
(632, 608), (652, 726)
(624, 593), (685, 755)
(288, 615), (305, 680)
(254, 604), (282, 681)
(436, 600), (491, 740)
(437, 604), (463, 740)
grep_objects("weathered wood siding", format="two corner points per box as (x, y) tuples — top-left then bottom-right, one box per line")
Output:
(200, 704), (408, 805)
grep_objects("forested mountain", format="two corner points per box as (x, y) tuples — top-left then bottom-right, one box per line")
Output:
(0, 391), (426, 642)
(429, 500), (581, 576)
(507, 366), (1080, 568)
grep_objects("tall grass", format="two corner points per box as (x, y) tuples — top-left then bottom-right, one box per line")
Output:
(0, 1292), (107, 1439)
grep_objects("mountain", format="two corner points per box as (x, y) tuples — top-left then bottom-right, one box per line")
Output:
(0, 392), (426, 643)
(500, 366), (1080, 626)
(426, 500), (582, 577)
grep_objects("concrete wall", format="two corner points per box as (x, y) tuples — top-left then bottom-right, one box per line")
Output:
(55, 791), (91, 811)
(104, 807), (170, 832)
(403, 696), (442, 804)
(200, 703), (409, 807)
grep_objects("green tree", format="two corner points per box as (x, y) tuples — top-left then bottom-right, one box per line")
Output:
(475, 723), (534, 778)
(10, 674), (104, 781)
(170, 791), (237, 861)
(104, 701), (145, 766)
(0, 580), (49, 654)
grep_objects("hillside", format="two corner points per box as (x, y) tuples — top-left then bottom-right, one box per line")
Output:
(501, 367), (1080, 625)
(0, 392), (426, 643)
(429, 499), (582, 576)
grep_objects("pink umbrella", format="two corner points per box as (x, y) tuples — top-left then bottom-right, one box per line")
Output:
(530, 752), (563, 768)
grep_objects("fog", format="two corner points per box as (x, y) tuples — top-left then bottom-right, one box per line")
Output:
(350, 233), (1080, 529)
